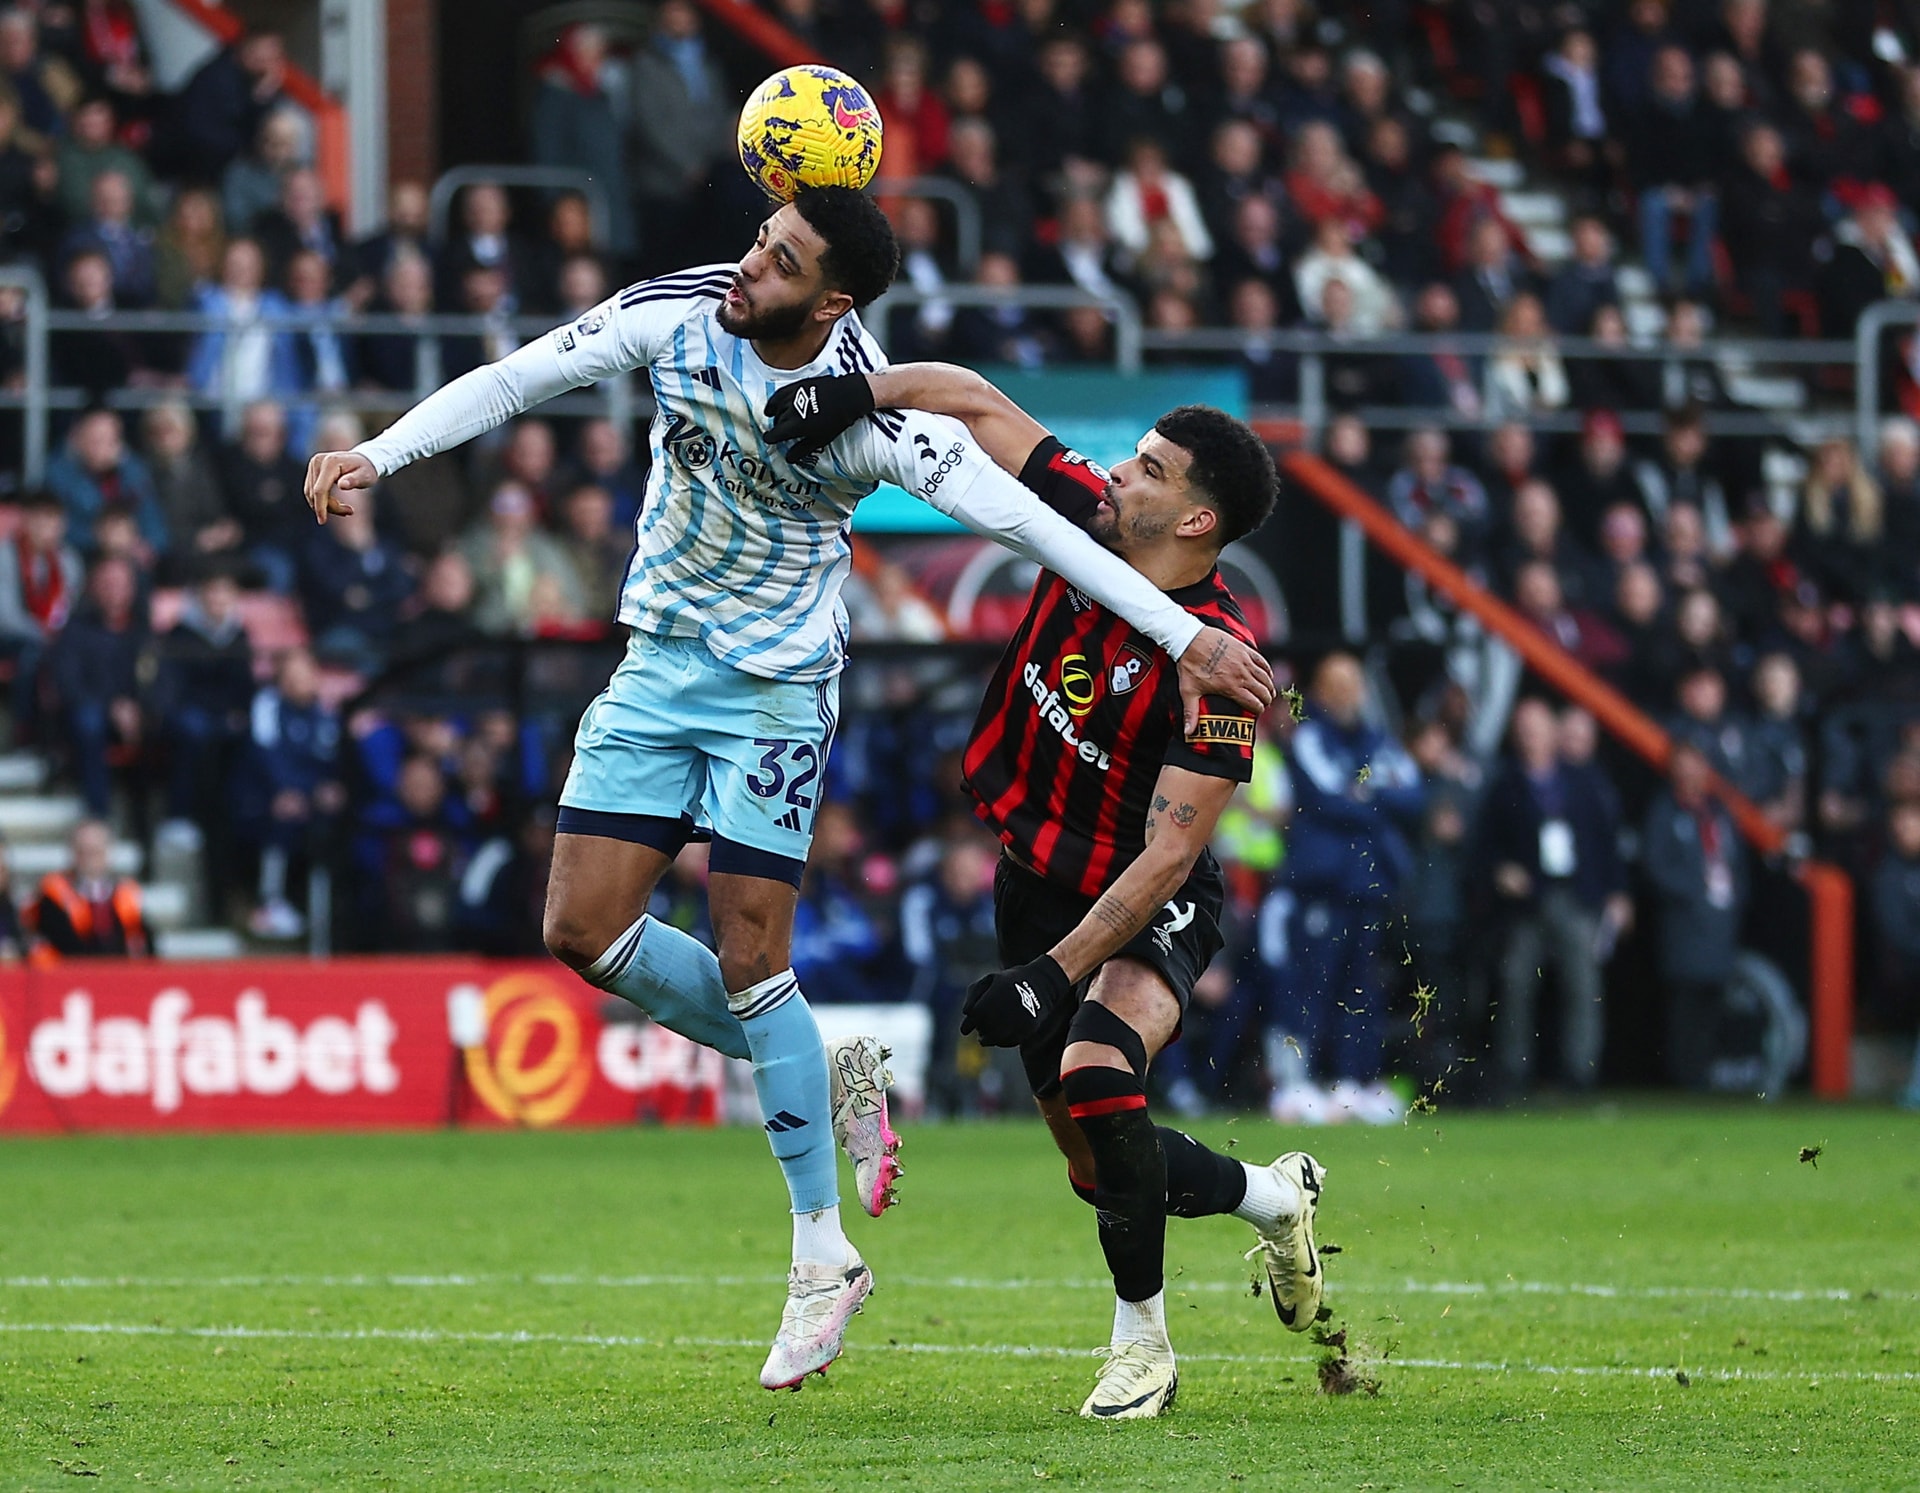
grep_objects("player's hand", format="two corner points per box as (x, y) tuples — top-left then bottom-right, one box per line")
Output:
(959, 955), (1072, 1048)
(1177, 625), (1274, 733)
(764, 373), (875, 463)
(304, 450), (376, 524)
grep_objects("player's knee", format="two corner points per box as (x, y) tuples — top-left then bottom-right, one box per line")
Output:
(542, 899), (610, 971)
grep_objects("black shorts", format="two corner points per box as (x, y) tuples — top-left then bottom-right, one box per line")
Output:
(993, 851), (1226, 1099)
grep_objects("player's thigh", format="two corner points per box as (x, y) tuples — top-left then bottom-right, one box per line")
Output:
(543, 832), (675, 966)
(1061, 957), (1183, 1074)
(697, 667), (839, 884)
(560, 631), (707, 827)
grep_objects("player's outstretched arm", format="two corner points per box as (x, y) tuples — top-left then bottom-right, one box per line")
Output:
(960, 764), (1237, 1045)
(766, 363), (1045, 475)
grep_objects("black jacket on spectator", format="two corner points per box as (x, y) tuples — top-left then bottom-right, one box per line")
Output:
(1627, 95), (1716, 189)
(218, 444), (307, 549)
(46, 602), (147, 712)
(1476, 757), (1626, 915)
(1545, 261), (1619, 336)
(50, 314), (147, 400)
(162, 45), (273, 180)
(298, 529), (414, 644)
(1720, 165), (1822, 293)
(151, 614), (253, 725)
(1642, 789), (1747, 983)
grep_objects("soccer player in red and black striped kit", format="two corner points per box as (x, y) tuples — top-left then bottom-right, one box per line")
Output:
(766, 365), (1325, 1419)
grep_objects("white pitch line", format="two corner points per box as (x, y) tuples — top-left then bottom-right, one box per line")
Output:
(2, 1273), (1913, 1305)
(1, 1320), (1917, 1384)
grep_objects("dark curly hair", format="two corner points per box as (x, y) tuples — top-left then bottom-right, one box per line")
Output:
(792, 186), (900, 310)
(1153, 405), (1278, 546)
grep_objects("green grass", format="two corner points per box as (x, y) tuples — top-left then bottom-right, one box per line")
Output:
(2, 1106), (1918, 1490)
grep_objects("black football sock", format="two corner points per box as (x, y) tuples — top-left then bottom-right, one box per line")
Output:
(1159, 1126), (1249, 1218)
(1063, 1064), (1167, 1304)
(1064, 1128), (1246, 1220)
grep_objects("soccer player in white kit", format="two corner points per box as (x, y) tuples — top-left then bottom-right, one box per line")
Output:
(304, 187), (1274, 1389)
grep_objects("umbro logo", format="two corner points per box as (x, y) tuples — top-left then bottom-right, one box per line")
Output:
(793, 387), (818, 419)
(1016, 981), (1040, 1017)
(692, 367), (723, 389)
(774, 807), (804, 832)
(914, 433), (937, 462)
(764, 1110), (810, 1133)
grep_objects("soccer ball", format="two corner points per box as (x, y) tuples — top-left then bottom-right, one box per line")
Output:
(737, 65), (884, 202)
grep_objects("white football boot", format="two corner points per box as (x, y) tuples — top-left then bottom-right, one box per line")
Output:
(827, 1035), (903, 1217)
(758, 1252), (874, 1390)
(1244, 1151), (1325, 1331)
(1079, 1341), (1179, 1420)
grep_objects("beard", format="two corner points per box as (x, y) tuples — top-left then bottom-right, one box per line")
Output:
(715, 280), (815, 342)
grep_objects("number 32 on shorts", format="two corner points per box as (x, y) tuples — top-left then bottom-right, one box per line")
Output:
(747, 738), (820, 822)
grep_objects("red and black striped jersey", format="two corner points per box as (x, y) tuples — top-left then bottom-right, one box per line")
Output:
(962, 436), (1259, 898)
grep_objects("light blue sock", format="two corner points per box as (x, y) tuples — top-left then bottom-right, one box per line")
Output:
(582, 914), (750, 1061)
(729, 969), (840, 1217)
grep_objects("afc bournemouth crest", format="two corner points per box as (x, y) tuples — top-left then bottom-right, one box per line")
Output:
(1110, 642), (1154, 696)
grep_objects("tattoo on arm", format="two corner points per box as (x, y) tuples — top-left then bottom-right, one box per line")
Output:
(1090, 894), (1142, 938)
(1170, 801), (1199, 828)
(1201, 635), (1227, 672)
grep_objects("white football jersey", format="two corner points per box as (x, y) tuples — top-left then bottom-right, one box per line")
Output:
(356, 266), (1204, 684)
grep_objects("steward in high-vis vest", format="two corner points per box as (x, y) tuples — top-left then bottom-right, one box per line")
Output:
(29, 818), (150, 960)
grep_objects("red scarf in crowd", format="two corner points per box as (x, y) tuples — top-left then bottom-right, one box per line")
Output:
(15, 534), (68, 631)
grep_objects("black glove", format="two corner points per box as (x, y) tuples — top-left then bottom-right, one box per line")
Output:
(960, 955), (1073, 1048)
(763, 373), (876, 463)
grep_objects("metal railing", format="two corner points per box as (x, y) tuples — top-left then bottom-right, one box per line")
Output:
(1855, 300), (1920, 457)
(868, 284), (1144, 372)
(429, 166), (616, 248)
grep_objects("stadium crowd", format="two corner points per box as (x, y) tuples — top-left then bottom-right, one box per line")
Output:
(0, 0), (1916, 1107)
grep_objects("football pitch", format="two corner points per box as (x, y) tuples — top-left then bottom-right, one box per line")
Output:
(2, 1107), (1916, 1490)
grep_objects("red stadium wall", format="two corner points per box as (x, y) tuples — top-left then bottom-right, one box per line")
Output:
(0, 960), (725, 1134)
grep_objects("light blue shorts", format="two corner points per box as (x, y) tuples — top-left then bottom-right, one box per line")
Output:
(558, 630), (838, 880)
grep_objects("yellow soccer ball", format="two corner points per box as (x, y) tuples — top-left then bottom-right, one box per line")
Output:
(737, 65), (884, 202)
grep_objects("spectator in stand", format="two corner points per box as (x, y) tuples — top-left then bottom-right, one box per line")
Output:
(1270, 651), (1422, 1125)
(884, 196), (954, 361)
(1555, 409), (1639, 550)
(900, 829), (1000, 1115)
(874, 36), (948, 180)
(1747, 651), (1810, 834)
(1215, 34), (1284, 154)
(941, 120), (1032, 261)
(255, 167), (343, 284)
(1364, 113), (1440, 288)
(1661, 498), (1715, 595)
(1480, 697), (1629, 1097)
(1477, 420), (1538, 514)
(1198, 117), (1278, 252)
(45, 407), (167, 558)
(0, 8), (76, 147)
(1793, 436), (1885, 603)
(389, 550), (481, 667)
(298, 479), (415, 672)
(1571, 303), (1662, 412)
(28, 817), (150, 958)
(1721, 120), (1823, 336)
(1817, 182), (1919, 338)
(153, 187), (225, 311)
(168, 30), (286, 181)
(1026, 34), (1102, 186)
(1484, 293), (1570, 421)
(1389, 427), (1491, 564)
(1029, 194), (1125, 304)
(0, 87), (53, 266)
(187, 237), (300, 410)
(55, 94), (154, 226)
(45, 554), (147, 816)
(1225, 277), (1294, 403)
(1596, 498), (1651, 591)
(1275, 44), (1342, 138)
(952, 254), (1051, 367)
(0, 491), (81, 735)
(457, 803), (557, 957)
(627, 0), (730, 271)
(457, 483), (583, 638)
(1611, 562), (1672, 706)
(1634, 404), (1732, 545)
(1285, 120), (1382, 238)
(1643, 742), (1748, 1090)
(52, 248), (149, 397)
(528, 23), (632, 259)
(356, 247), (437, 394)
(283, 249), (352, 444)
(1294, 217), (1398, 335)
(1514, 560), (1628, 676)
(343, 181), (431, 308)
(563, 417), (646, 530)
(1109, 37), (1199, 169)
(1779, 47), (1876, 196)
(437, 182), (534, 312)
(1658, 298), (1735, 410)
(1872, 798), (1920, 1049)
(553, 250), (607, 323)
(1669, 661), (1756, 790)
(1497, 478), (1599, 608)
(1876, 417), (1920, 575)
(1546, 215), (1620, 336)
(1212, 193), (1291, 306)
(141, 402), (236, 582)
(1393, 282), (1478, 417)
(1541, 27), (1616, 206)
(556, 482), (623, 623)
(220, 107), (304, 242)
(1453, 214), (1539, 335)
(63, 168), (156, 309)
(151, 562), (252, 859)
(1630, 45), (1719, 299)
(440, 265), (520, 378)
(217, 399), (305, 593)
(360, 752), (466, 951)
(790, 801), (893, 1003)
(1105, 136), (1211, 269)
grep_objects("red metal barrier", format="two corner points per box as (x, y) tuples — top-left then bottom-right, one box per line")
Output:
(0, 959), (724, 1133)
(693, 0), (825, 67)
(1281, 450), (1854, 1095)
